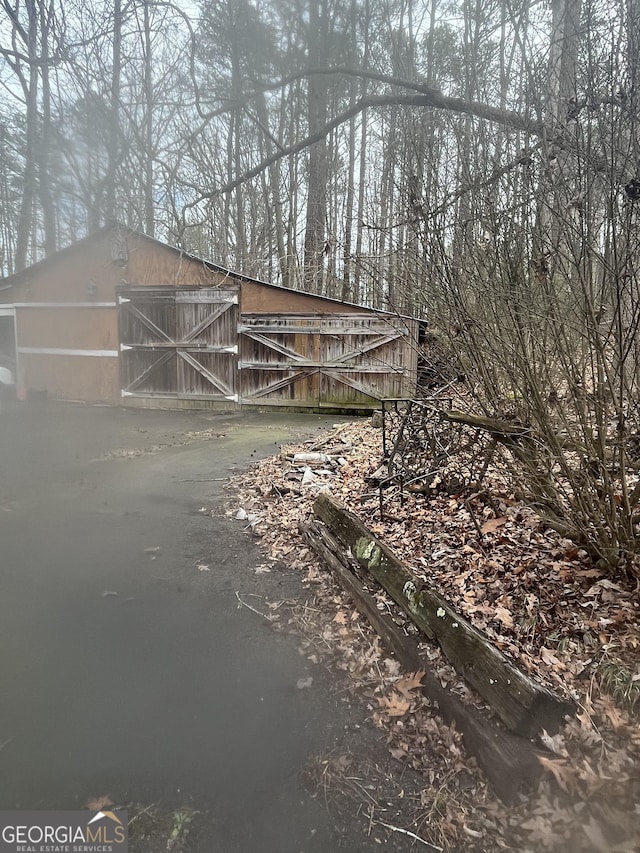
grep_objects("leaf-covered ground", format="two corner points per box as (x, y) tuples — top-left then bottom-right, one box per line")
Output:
(226, 419), (640, 852)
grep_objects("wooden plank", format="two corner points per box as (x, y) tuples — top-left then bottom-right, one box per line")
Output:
(123, 302), (175, 344)
(121, 390), (236, 401)
(239, 324), (400, 336)
(320, 370), (390, 400)
(241, 369), (311, 400)
(300, 518), (545, 804)
(240, 329), (307, 362)
(177, 351), (235, 397)
(181, 300), (235, 343)
(241, 312), (389, 322)
(239, 361), (394, 372)
(131, 344), (236, 353)
(123, 350), (174, 393)
(326, 331), (404, 364)
(175, 291), (238, 304)
(313, 493), (576, 737)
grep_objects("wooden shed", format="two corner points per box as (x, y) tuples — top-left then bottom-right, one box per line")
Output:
(0, 225), (418, 409)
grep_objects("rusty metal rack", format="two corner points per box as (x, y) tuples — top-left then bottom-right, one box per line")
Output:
(377, 394), (494, 518)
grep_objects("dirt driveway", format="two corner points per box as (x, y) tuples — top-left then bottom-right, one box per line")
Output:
(0, 402), (367, 851)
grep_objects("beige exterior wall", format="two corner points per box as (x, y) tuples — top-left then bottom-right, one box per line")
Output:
(18, 352), (120, 403)
(239, 280), (363, 315)
(16, 307), (118, 350)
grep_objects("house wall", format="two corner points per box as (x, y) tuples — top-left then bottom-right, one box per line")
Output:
(19, 351), (120, 403)
(238, 280), (363, 315)
(14, 307), (119, 403)
(124, 233), (225, 287)
(16, 307), (119, 351)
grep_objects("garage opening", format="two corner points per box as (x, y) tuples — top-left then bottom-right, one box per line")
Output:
(0, 312), (17, 385)
(118, 286), (240, 402)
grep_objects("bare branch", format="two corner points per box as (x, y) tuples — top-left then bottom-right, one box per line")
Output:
(185, 85), (540, 207)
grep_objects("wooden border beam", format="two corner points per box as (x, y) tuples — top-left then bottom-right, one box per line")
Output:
(313, 492), (575, 737)
(300, 518), (546, 803)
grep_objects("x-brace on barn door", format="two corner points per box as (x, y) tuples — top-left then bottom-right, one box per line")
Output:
(118, 286), (239, 401)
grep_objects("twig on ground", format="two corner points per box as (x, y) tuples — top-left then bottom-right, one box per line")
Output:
(128, 803), (158, 826)
(234, 591), (276, 621)
(178, 477), (228, 482)
(375, 820), (444, 849)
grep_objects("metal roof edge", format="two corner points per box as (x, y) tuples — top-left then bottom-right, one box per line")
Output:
(0, 223), (421, 322)
(129, 228), (418, 321)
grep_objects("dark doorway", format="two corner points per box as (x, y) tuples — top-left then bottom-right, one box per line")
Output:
(0, 314), (16, 374)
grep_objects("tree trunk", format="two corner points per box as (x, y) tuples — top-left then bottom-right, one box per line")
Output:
(303, 0), (329, 293)
(256, 92), (287, 284)
(37, 0), (56, 257)
(105, 0), (122, 222)
(14, 0), (38, 271)
(142, 0), (154, 237)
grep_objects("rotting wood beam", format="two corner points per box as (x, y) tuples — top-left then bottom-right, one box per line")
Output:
(299, 518), (545, 804)
(313, 492), (576, 738)
(441, 410), (531, 438)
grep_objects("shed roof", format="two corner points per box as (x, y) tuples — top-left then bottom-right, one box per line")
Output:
(0, 224), (401, 318)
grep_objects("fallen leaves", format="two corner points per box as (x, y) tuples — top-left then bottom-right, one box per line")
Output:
(225, 417), (640, 853)
(395, 670), (425, 697)
(378, 691), (412, 717)
(85, 794), (114, 811)
(540, 647), (565, 668)
(493, 605), (514, 629)
(537, 756), (579, 793)
(480, 516), (508, 534)
(377, 671), (426, 719)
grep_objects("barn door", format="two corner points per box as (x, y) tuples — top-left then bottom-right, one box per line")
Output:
(239, 314), (411, 407)
(118, 287), (239, 401)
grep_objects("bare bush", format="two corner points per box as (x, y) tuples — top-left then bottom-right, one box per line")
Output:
(423, 97), (640, 573)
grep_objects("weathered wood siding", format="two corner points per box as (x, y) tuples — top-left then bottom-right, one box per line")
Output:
(239, 314), (418, 408)
(238, 280), (364, 315)
(119, 286), (239, 401)
(125, 233), (226, 287)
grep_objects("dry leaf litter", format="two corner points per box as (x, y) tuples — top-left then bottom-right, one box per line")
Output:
(224, 419), (640, 852)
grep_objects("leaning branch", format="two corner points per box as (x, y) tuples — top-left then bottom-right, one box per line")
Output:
(181, 69), (541, 208)
(300, 67), (540, 133)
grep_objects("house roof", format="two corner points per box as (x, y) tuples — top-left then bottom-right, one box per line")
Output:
(0, 224), (406, 319)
